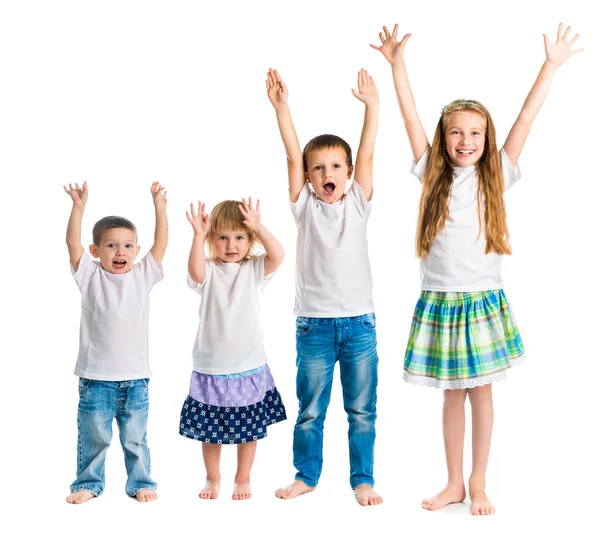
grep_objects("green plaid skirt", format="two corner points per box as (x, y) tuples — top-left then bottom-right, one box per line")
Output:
(403, 290), (525, 389)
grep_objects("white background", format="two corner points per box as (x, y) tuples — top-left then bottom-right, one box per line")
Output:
(1, 1), (598, 557)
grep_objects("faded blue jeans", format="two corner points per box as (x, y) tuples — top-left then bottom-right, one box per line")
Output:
(70, 378), (156, 497)
(293, 314), (379, 489)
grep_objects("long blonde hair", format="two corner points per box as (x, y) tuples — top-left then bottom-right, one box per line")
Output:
(416, 100), (511, 258)
(206, 200), (261, 263)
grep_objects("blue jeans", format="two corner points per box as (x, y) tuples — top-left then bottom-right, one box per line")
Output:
(293, 313), (378, 489)
(70, 378), (156, 497)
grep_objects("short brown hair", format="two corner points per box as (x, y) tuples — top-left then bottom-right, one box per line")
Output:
(92, 216), (137, 246)
(303, 134), (353, 171)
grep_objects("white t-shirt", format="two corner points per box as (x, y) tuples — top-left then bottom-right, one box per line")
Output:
(411, 148), (521, 291)
(188, 254), (273, 375)
(72, 251), (164, 380)
(290, 180), (374, 318)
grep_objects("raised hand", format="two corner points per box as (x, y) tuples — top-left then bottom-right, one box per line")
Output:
(266, 68), (289, 110)
(544, 23), (583, 68)
(186, 201), (210, 237)
(239, 197), (261, 232)
(370, 24), (411, 65)
(63, 182), (88, 206)
(351, 68), (379, 106)
(151, 181), (167, 208)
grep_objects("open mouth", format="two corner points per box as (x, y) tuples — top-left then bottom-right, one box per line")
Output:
(457, 149), (475, 156)
(113, 260), (127, 269)
(225, 252), (238, 257)
(323, 182), (335, 194)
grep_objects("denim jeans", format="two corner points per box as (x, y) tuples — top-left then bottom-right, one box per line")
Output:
(70, 378), (156, 497)
(293, 313), (378, 489)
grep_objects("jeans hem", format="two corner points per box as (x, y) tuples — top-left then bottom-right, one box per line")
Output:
(294, 474), (318, 488)
(69, 486), (102, 497)
(350, 478), (375, 490)
(126, 486), (157, 497)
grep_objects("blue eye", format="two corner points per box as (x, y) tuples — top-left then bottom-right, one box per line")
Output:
(334, 164), (341, 168)
(126, 244), (133, 248)
(314, 166), (322, 171)
(108, 243), (116, 248)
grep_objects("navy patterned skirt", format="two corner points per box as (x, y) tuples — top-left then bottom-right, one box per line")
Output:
(179, 364), (286, 444)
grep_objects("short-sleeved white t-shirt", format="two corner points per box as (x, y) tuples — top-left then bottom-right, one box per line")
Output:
(188, 254), (273, 375)
(411, 148), (521, 291)
(290, 180), (374, 318)
(72, 251), (164, 380)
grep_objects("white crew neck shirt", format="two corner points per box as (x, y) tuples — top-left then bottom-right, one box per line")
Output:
(411, 148), (521, 292)
(290, 180), (374, 318)
(188, 254), (273, 375)
(72, 251), (164, 380)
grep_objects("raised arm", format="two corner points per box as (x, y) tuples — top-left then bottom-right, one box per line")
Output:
(503, 23), (582, 167)
(239, 197), (284, 277)
(64, 182), (88, 272)
(149, 182), (168, 267)
(371, 24), (429, 163)
(186, 201), (210, 284)
(352, 69), (379, 201)
(266, 69), (305, 202)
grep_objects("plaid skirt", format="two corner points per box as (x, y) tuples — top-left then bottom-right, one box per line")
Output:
(403, 290), (525, 389)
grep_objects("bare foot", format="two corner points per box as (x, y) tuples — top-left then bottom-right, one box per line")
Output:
(470, 487), (495, 516)
(275, 480), (315, 499)
(135, 489), (157, 502)
(66, 490), (95, 504)
(232, 480), (252, 500)
(354, 484), (383, 506)
(421, 483), (466, 511)
(199, 479), (221, 500)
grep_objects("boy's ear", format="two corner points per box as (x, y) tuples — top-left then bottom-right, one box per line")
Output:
(89, 244), (99, 258)
(347, 165), (354, 179)
(135, 245), (141, 258)
(305, 171), (310, 185)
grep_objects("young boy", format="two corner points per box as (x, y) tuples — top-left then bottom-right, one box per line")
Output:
(64, 181), (168, 504)
(266, 68), (382, 506)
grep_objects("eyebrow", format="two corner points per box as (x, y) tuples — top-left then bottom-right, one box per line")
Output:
(448, 126), (485, 132)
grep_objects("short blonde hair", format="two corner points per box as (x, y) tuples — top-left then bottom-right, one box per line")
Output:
(206, 200), (261, 263)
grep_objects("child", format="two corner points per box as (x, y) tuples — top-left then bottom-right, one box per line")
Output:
(372, 23), (582, 515)
(64, 181), (168, 504)
(267, 68), (383, 506)
(179, 197), (286, 500)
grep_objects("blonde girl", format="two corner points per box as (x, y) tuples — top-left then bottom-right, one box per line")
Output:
(373, 22), (581, 515)
(179, 198), (286, 500)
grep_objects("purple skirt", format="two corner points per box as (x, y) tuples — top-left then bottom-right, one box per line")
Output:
(179, 364), (286, 444)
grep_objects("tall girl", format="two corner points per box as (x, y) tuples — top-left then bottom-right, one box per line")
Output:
(372, 23), (581, 515)
(179, 198), (286, 500)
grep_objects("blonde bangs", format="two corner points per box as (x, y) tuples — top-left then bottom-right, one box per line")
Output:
(206, 200), (261, 263)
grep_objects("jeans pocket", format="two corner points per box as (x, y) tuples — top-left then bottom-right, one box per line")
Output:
(141, 378), (150, 389)
(296, 317), (314, 337)
(359, 313), (376, 332)
(78, 378), (92, 395)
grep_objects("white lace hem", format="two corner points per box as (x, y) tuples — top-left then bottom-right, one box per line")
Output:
(403, 354), (525, 390)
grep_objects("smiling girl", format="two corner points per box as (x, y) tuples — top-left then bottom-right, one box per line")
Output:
(372, 22), (582, 515)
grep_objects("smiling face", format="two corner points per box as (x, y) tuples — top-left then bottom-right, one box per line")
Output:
(305, 147), (354, 204)
(444, 111), (487, 167)
(89, 227), (140, 274)
(212, 228), (251, 264)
